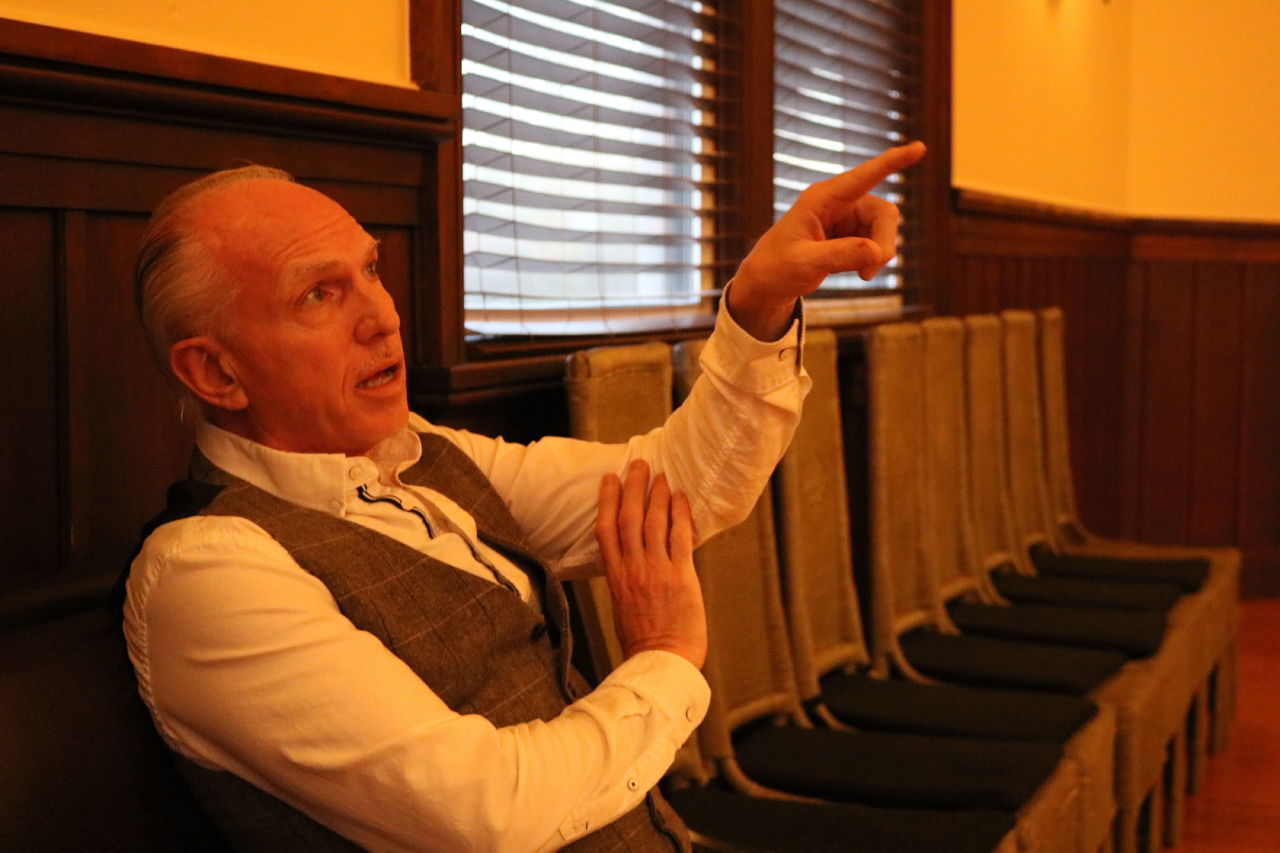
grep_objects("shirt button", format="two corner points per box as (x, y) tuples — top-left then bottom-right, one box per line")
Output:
(626, 778), (639, 791)
(685, 706), (696, 722)
(348, 466), (361, 480)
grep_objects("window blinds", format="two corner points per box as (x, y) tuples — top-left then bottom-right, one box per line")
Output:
(462, 0), (728, 335)
(773, 0), (923, 292)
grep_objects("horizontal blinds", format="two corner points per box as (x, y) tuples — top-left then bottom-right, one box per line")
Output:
(774, 0), (923, 292)
(462, 0), (724, 334)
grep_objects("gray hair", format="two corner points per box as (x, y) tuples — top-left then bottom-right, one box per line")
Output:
(135, 164), (295, 384)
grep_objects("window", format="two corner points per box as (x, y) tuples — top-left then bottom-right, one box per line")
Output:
(461, 0), (725, 335)
(461, 0), (927, 335)
(774, 0), (924, 297)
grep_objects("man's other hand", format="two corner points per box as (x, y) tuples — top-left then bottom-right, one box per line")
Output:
(727, 141), (927, 341)
(596, 461), (707, 670)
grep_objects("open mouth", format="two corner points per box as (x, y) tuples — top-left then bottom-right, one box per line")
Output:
(356, 362), (401, 390)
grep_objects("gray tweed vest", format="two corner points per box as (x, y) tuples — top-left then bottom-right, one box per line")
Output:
(169, 432), (689, 852)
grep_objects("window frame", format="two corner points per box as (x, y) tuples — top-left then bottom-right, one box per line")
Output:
(439, 0), (952, 364)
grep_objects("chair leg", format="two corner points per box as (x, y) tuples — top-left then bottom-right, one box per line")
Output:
(1163, 734), (1187, 848)
(1188, 687), (1209, 794)
(1112, 803), (1142, 853)
(1144, 783), (1165, 853)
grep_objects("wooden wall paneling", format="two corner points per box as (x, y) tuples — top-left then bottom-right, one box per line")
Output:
(0, 209), (60, 583)
(1061, 261), (1127, 537)
(1136, 260), (1196, 543)
(1237, 264), (1280, 595)
(64, 212), (193, 578)
(1119, 260), (1149, 539)
(1187, 263), (1244, 545)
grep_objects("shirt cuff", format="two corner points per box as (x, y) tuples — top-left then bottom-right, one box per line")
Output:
(601, 649), (711, 734)
(702, 281), (806, 394)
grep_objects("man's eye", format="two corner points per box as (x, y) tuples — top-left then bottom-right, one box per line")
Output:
(302, 285), (331, 305)
(364, 259), (379, 279)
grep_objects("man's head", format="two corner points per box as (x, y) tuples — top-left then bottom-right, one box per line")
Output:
(136, 166), (409, 457)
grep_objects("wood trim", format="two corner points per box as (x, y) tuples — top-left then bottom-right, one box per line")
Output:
(1131, 234), (1280, 263)
(0, 16), (455, 120)
(916, 0), (953, 310)
(953, 188), (1133, 230)
(409, 0), (461, 95)
(0, 60), (454, 145)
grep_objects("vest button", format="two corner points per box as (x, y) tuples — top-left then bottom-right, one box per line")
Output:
(530, 621), (547, 642)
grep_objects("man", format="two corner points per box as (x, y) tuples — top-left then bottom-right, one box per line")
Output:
(123, 142), (925, 852)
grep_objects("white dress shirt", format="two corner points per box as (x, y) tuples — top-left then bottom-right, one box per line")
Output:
(124, 303), (809, 853)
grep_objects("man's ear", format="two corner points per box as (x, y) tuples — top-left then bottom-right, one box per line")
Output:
(169, 337), (249, 412)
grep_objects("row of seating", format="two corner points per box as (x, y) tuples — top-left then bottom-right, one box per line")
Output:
(564, 307), (1239, 853)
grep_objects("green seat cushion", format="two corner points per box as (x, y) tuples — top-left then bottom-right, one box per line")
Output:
(991, 572), (1181, 612)
(664, 785), (1016, 853)
(900, 629), (1127, 695)
(946, 601), (1167, 658)
(818, 671), (1097, 743)
(732, 726), (1061, 811)
(1030, 544), (1208, 592)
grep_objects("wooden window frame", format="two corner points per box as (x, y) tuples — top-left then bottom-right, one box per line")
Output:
(0, 0), (952, 378)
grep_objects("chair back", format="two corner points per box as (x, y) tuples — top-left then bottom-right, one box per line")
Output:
(919, 318), (995, 603)
(770, 329), (870, 698)
(564, 341), (674, 679)
(865, 323), (952, 673)
(1000, 310), (1059, 552)
(672, 340), (807, 769)
(1036, 307), (1087, 542)
(962, 316), (1032, 574)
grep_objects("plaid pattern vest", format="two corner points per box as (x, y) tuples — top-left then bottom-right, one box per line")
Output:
(168, 432), (689, 852)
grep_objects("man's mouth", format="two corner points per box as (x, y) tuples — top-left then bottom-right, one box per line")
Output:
(357, 362), (401, 389)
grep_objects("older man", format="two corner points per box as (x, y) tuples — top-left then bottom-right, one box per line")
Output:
(123, 143), (925, 852)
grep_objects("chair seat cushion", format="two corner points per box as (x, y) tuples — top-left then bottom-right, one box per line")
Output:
(732, 726), (1062, 811)
(946, 601), (1167, 658)
(900, 629), (1128, 695)
(818, 671), (1097, 743)
(1030, 544), (1208, 592)
(991, 572), (1182, 612)
(664, 785), (1016, 853)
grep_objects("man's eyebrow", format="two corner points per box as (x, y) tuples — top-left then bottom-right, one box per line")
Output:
(290, 238), (381, 279)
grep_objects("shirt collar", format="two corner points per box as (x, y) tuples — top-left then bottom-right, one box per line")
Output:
(195, 420), (425, 517)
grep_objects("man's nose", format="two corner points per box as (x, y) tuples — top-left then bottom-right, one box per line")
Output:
(354, 279), (401, 344)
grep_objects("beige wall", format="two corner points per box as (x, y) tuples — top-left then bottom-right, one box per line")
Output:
(954, 0), (1280, 223)
(1, 0), (412, 87)
(953, 0), (1132, 214)
(1127, 0), (1280, 222)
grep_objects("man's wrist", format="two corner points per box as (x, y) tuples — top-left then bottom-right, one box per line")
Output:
(723, 278), (798, 343)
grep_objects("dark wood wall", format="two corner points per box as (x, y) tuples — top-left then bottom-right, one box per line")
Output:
(944, 191), (1280, 597)
(0, 23), (455, 593)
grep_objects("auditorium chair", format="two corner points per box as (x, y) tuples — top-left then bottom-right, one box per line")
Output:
(755, 328), (1118, 853)
(1036, 307), (1240, 769)
(563, 339), (1025, 853)
(866, 319), (1211, 853)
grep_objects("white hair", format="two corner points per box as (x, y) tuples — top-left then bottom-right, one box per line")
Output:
(134, 164), (295, 386)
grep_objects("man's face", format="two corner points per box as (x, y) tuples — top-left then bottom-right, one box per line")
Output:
(191, 179), (409, 456)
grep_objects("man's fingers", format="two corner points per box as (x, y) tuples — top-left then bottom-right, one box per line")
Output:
(618, 460), (649, 559)
(819, 141), (926, 208)
(804, 236), (884, 277)
(644, 474), (672, 556)
(669, 491), (694, 563)
(596, 473), (623, 568)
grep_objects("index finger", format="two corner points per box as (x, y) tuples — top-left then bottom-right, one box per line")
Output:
(819, 141), (926, 207)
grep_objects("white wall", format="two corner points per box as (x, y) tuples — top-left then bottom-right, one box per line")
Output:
(1126, 0), (1280, 222)
(1, 0), (413, 87)
(954, 0), (1280, 222)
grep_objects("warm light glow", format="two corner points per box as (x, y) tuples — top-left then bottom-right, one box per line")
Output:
(1, 0), (413, 86)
